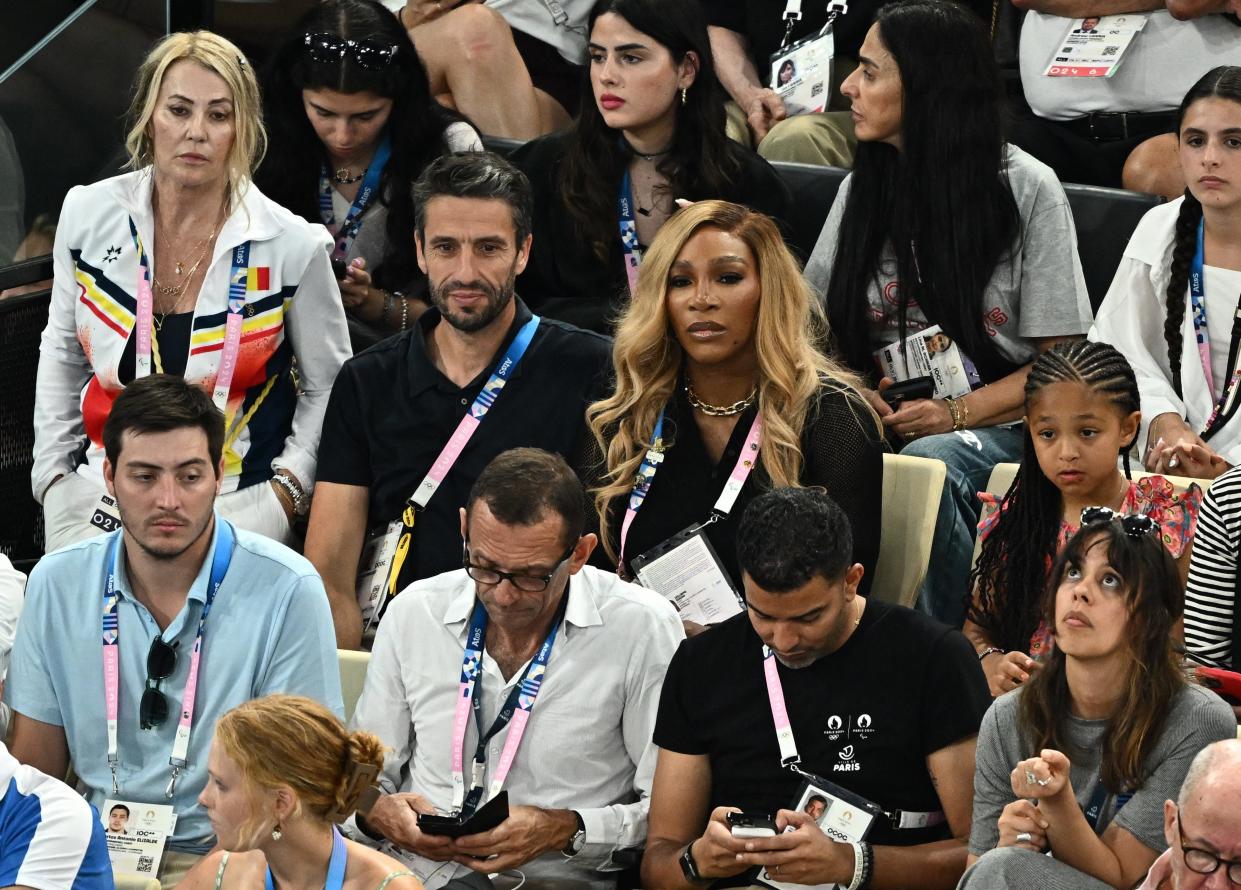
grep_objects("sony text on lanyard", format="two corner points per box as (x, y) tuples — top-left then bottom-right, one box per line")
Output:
(370, 316), (543, 625)
(450, 594), (569, 816)
(618, 170), (643, 296)
(319, 134), (392, 262)
(103, 520), (234, 799)
(1189, 218), (1241, 440)
(128, 217), (251, 413)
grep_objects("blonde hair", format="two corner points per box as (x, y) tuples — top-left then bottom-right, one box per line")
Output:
(124, 31), (266, 198)
(214, 695), (385, 842)
(587, 200), (879, 563)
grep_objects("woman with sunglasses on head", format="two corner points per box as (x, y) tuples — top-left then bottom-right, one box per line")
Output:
(259, 0), (481, 352)
(180, 694), (422, 890)
(33, 31), (349, 552)
(960, 516), (1236, 890)
(1092, 67), (1241, 484)
(511, 0), (792, 334)
(803, 0), (1093, 627)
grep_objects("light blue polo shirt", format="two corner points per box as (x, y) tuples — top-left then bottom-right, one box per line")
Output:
(4, 517), (343, 853)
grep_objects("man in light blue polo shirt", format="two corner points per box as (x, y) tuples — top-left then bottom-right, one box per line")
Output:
(4, 375), (342, 888)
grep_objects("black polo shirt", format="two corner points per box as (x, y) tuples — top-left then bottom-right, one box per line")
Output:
(316, 299), (612, 587)
(654, 602), (990, 886)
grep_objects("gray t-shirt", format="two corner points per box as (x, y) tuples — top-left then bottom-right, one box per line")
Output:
(969, 684), (1236, 857)
(803, 145), (1093, 371)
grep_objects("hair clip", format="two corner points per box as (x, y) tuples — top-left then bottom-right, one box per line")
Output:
(325, 760), (380, 822)
(1080, 506), (1157, 538)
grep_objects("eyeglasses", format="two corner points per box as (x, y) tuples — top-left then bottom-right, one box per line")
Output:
(302, 32), (398, 70)
(463, 543), (575, 593)
(140, 637), (178, 730)
(1176, 806), (1241, 884)
(1080, 506), (1157, 538)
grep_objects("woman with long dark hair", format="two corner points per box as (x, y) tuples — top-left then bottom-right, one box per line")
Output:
(961, 518), (1235, 889)
(804, 0), (1092, 625)
(1093, 66), (1241, 481)
(258, 0), (480, 350)
(512, 0), (792, 334)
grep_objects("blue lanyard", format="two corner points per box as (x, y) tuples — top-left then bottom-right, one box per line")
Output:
(1188, 218), (1241, 437)
(452, 593), (568, 816)
(102, 519), (234, 796)
(618, 171), (643, 294)
(319, 134), (392, 262)
(266, 826), (346, 890)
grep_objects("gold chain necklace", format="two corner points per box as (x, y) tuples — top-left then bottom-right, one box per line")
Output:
(151, 195), (226, 298)
(685, 384), (758, 416)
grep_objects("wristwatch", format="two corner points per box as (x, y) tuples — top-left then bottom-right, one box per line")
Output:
(679, 840), (710, 885)
(561, 811), (587, 857)
(271, 471), (310, 517)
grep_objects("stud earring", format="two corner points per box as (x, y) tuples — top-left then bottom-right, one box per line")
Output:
(271, 823), (283, 841)
(680, 87), (688, 105)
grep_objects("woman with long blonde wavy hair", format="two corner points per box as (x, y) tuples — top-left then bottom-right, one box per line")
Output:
(587, 200), (886, 591)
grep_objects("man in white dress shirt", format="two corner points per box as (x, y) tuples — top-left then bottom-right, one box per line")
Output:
(350, 448), (684, 889)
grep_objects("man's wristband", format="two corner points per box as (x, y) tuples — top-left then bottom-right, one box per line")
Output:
(846, 840), (873, 890)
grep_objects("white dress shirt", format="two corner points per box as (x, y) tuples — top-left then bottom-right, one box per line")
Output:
(351, 565), (684, 889)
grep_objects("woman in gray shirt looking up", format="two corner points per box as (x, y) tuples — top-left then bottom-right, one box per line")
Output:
(960, 513), (1236, 890)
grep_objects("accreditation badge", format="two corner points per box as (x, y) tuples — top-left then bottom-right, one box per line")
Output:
(101, 798), (177, 880)
(355, 520), (402, 639)
(1043, 14), (1147, 78)
(630, 525), (744, 626)
(769, 28), (834, 117)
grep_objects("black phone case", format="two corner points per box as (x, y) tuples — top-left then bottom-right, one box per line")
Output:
(418, 791), (510, 838)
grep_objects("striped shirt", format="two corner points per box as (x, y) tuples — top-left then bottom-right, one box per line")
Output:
(1185, 466), (1241, 669)
(0, 743), (113, 889)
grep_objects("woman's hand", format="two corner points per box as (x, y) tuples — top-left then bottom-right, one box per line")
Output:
(1144, 413), (1228, 477)
(996, 799), (1049, 853)
(1010, 750), (1072, 802)
(883, 397), (954, 440)
(339, 258), (383, 321)
(982, 651), (1042, 697)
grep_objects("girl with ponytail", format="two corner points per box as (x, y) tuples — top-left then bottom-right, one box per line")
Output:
(965, 342), (1202, 698)
(1093, 66), (1241, 480)
(181, 695), (422, 890)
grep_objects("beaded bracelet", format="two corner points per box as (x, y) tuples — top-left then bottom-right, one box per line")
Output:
(978, 646), (1005, 661)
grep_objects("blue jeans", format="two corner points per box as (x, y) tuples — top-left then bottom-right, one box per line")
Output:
(900, 425), (1024, 627)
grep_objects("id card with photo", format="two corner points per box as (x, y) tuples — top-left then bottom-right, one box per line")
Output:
(101, 799), (177, 879)
(1043, 14), (1147, 78)
(769, 29), (834, 117)
(758, 777), (883, 890)
(873, 324), (980, 400)
(355, 520), (401, 635)
(630, 526), (744, 626)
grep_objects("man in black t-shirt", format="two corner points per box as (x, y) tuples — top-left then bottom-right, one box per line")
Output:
(642, 488), (991, 889)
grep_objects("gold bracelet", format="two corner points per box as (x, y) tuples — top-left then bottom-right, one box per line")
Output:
(945, 397), (967, 432)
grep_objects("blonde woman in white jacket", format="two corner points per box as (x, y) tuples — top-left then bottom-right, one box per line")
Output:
(1092, 66), (1241, 482)
(34, 30), (350, 551)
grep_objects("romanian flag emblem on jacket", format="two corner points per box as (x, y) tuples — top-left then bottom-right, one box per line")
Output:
(246, 267), (271, 291)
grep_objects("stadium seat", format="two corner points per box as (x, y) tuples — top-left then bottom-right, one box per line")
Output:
(872, 453), (946, 609)
(338, 648), (371, 722)
(1062, 183), (1161, 312)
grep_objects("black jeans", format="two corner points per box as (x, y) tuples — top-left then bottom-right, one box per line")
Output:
(1009, 109), (1175, 189)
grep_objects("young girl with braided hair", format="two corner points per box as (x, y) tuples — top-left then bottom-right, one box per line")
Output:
(180, 695), (422, 890)
(964, 341), (1203, 698)
(1093, 66), (1241, 480)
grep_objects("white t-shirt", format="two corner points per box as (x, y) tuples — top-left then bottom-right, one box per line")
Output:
(382, 0), (591, 64)
(1020, 11), (1241, 120)
(1090, 196), (1241, 466)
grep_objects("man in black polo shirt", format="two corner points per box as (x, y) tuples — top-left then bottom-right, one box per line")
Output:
(643, 488), (990, 889)
(305, 152), (611, 649)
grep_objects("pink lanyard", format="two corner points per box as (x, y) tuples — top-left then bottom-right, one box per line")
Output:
(619, 410), (763, 566)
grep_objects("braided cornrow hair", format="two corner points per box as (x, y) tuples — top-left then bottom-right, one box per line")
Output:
(1164, 66), (1241, 396)
(966, 341), (1140, 653)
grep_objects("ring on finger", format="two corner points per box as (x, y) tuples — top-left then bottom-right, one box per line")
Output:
(1015, 831), (1033, 844)
(1036, 776), (1052, 787)
(1024, 769), (1037, 785)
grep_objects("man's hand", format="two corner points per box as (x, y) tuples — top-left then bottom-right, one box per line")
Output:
(686, 808), (757, 880)
(451, 806), (577, 873)
(743, 88), (788, 142)
(732, 810), (855, 885)
(363, 793), (457, 861)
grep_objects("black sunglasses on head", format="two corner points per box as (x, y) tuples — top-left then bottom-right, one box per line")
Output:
(140, 637), (178, 730)
(302, 32), (398, 70)
(1080, 506), (1157, 538)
